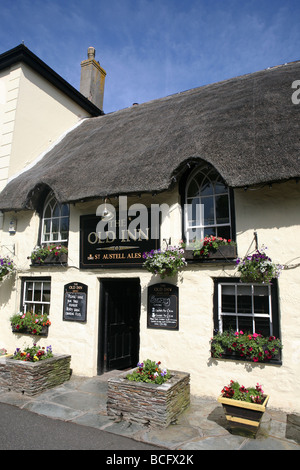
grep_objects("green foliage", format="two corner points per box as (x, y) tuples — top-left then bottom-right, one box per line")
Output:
(30, 244), (68, 263)
(127, 359), (171, 384)
(221, 380), (265, 404)
(10, 311), (51, 335)
(211, 330), (282, 362)
(12, 344), (53, 362)
(182, 236), (236, 257)
(0, 255), (15, 281)
(142, 246), (187, 278)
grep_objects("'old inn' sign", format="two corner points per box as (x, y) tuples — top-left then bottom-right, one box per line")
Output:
(80, 209), (159, 268)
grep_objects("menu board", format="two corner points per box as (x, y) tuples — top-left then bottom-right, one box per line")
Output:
(147, 283), (179, 330)
(63, 282), (88, 322)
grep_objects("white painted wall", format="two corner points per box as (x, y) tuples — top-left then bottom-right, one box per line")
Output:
(0, 182), (299, 413)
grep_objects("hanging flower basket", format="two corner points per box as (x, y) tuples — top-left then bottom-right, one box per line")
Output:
(142, 246), (187, 278)
(0, 256), (15, 281)
(218, 380), (269, 438)
(235, 248), (283, 284)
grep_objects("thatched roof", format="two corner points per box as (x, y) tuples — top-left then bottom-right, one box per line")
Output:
(1, 59), (300, 211)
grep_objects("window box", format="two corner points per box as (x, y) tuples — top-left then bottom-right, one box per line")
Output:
(12, 325), (49, 337)
(107, 369), (190, 427)
(184, 244), (237, 261)
(31, 252), (67, 266)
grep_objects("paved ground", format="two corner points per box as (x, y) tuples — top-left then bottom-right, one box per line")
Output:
(0, 371), (299, 451)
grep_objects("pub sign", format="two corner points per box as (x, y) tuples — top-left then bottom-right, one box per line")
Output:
(80, 211), (159, 268)
(147, 283), (179, 330)
(63, 282), (88, 322)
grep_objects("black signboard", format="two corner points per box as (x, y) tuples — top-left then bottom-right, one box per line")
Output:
(63, 282), (88, 322)
(147, 283), (179, 330)
(80, 212), (159, 268)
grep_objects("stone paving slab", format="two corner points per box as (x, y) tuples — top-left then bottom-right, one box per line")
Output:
(1, 374), (300, 451)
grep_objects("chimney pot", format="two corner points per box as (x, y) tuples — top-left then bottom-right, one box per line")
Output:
(80, 47), (106, 111)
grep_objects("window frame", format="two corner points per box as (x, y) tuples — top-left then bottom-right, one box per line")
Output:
(182, 163), (235, 245)
(40, 192), (69, 245)
(213, 277), (280, 341)
(21, 277), (51, 316)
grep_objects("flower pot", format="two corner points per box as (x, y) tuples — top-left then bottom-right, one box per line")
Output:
(107, 369), (190, 427)
(218, 394), (270, 438)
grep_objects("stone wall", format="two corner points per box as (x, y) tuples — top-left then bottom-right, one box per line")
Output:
(0, 355), (71, 395)
(107, 369), (190, 427)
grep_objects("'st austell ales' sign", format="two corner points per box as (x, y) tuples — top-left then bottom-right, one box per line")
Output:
(80, 198), (160, 268)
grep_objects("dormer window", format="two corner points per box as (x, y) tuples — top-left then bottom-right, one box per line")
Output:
(184, 164), (233, 244)
(41, 192), (69, 245)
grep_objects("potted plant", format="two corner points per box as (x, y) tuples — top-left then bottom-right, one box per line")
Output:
(142, 246), (187, 278)
(236, 248), (283, 284)
(107, 359), (190, 427)
(218, 380), (270, 437)
(0, 255), (15, 281)
(182, 236), (236, 260)
(211, 330), (282, 363)
(10, 311), (51, 336)
(3, 344), (71, 395)
(30, 244), (68, 265)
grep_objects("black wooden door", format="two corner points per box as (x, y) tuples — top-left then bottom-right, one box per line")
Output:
(98, 279), (140, 373)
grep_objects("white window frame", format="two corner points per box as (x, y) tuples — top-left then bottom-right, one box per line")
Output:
(184, 165), (232, 244)
(41, 192), (69, 245)
(22, 278), (51, 315)
(217, 282), (273, 336)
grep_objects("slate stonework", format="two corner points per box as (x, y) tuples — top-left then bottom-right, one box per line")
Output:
(107, 369), (190, 427)
(0, 355), (71, 396)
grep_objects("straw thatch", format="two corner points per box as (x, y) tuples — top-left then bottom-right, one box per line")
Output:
(0, 59), (299, 211)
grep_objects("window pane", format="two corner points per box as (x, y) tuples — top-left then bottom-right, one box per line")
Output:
(52, 218), (59, 233)
(33, 282), (42, 301)
(61, 204), (69, 217)
(237, 285), (252, 314)
(215, 180), (228, 194)
(216, 195), (229, 224)
(254, 318), (271, 336)
(204, 227), (216, 237)
(200, 177), (213, 196)
(203, 196), (214, 225)
(222, 315), (237, 331)
(53, 203), (60, 218)
(238, 316), (253, 333)
(217, 225), (231, 239)
(254, 286), (269, 314)
(42, 282), (51, 303)
(25, 282), (33, 301)
(221, 285), (235, 313)
(187, 179), (199, 198)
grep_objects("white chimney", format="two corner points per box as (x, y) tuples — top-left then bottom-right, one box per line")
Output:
(80, 47), (106, 111)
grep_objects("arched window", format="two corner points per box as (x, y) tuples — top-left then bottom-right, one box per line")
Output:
(184, 164), (233, 244)
(41, 192), (69, 244)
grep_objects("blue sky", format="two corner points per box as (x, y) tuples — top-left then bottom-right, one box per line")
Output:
(1, 0), (300, 113)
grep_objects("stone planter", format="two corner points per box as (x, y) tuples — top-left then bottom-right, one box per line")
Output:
(218, 394), (270, 438)
(107, 369), (190, 427)
(1, 355), (71, 396)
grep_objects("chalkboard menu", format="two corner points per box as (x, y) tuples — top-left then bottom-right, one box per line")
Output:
(147, 283), (179, 330)
(63, 282), (88, 322)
